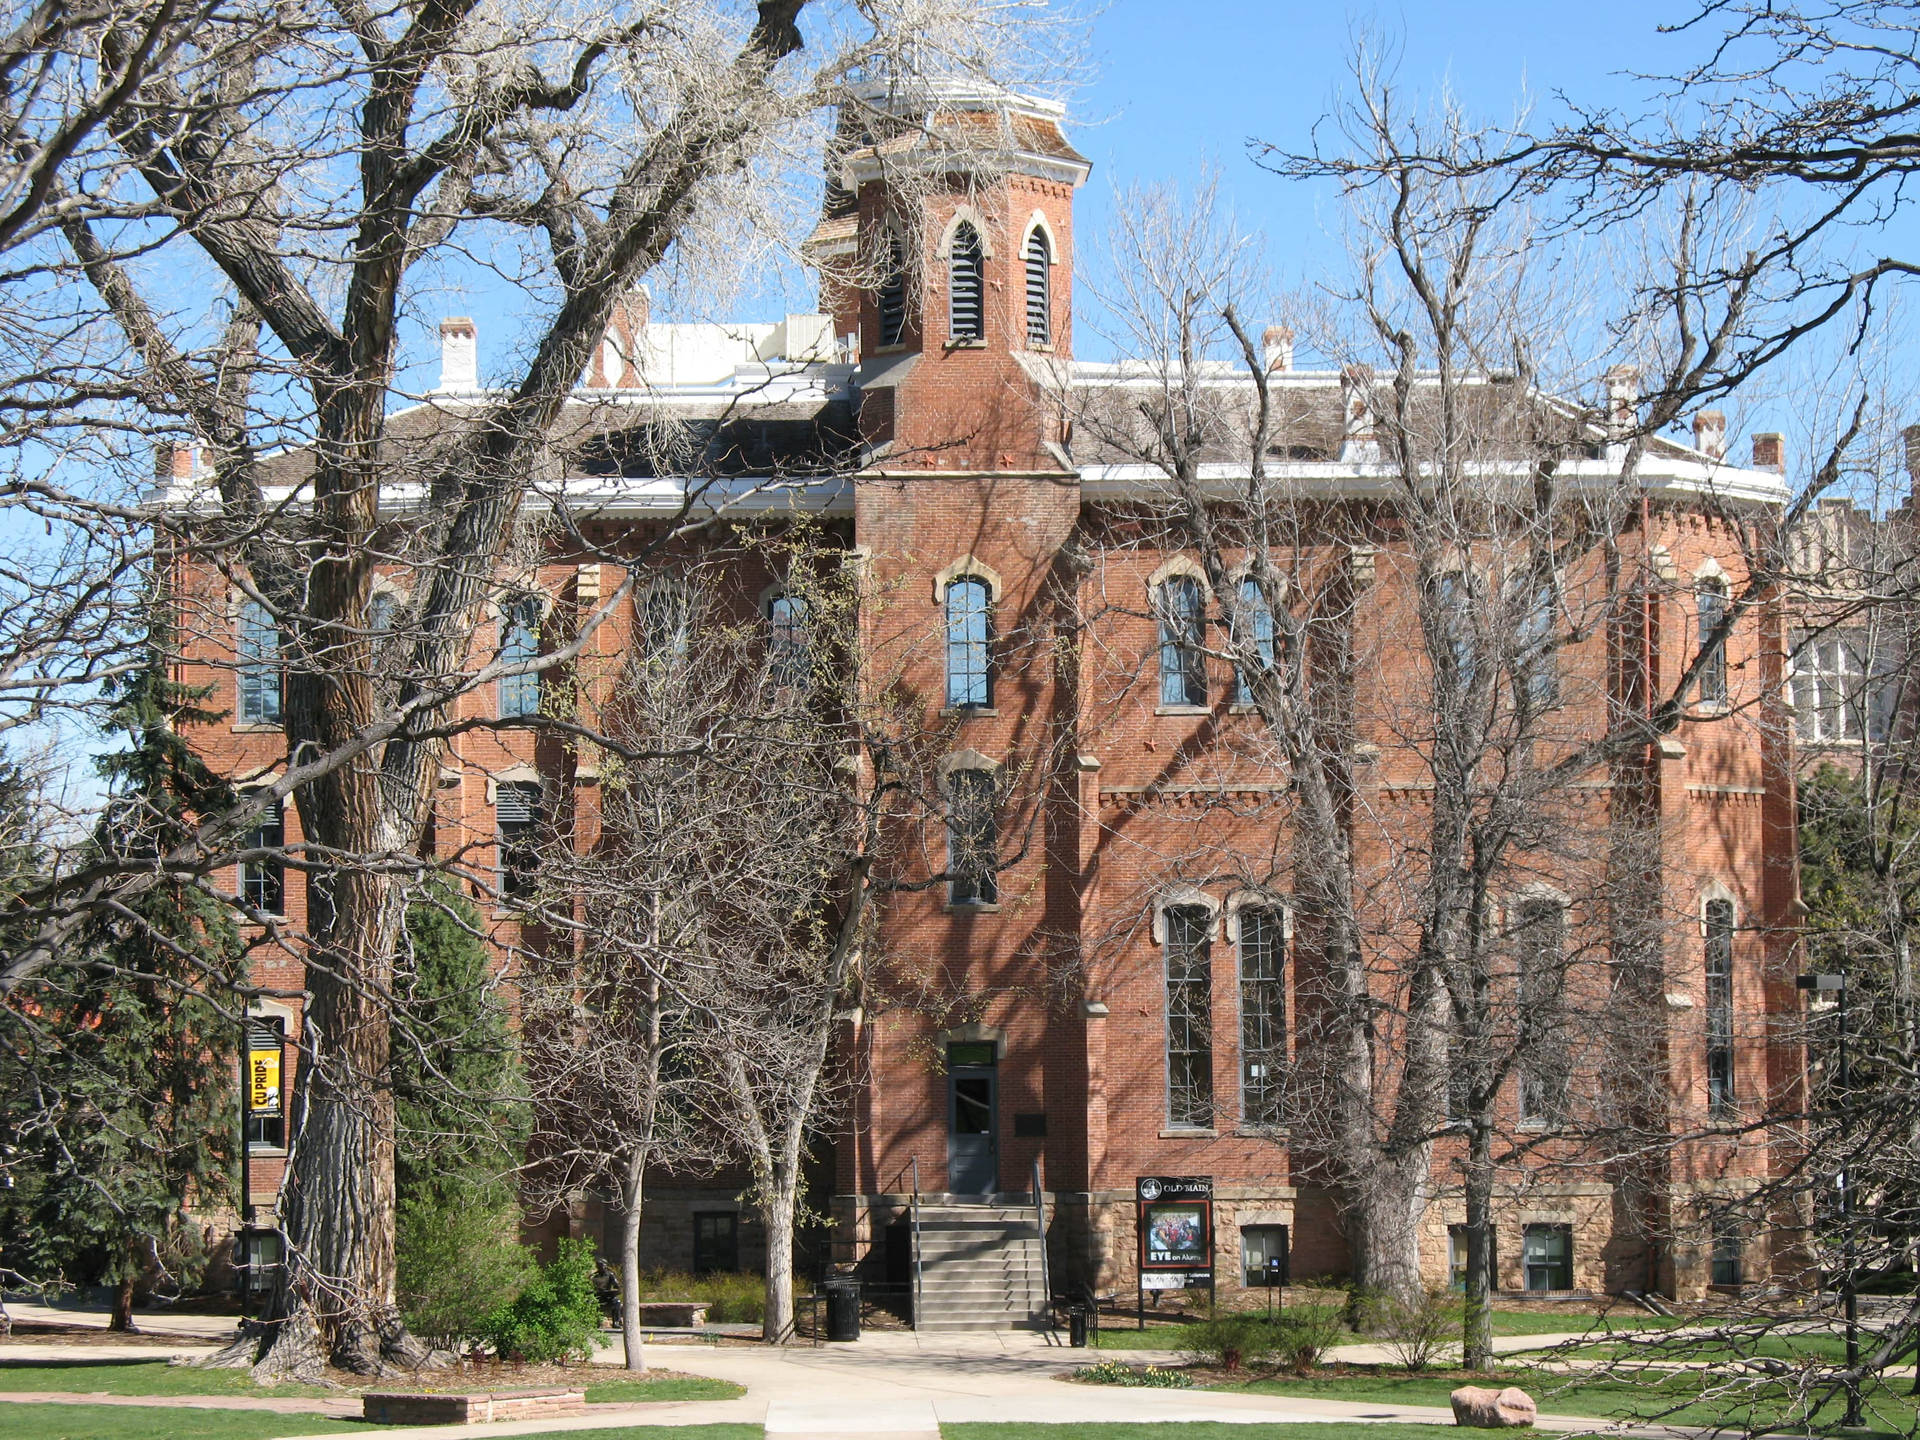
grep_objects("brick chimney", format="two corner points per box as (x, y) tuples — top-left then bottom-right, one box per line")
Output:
(1693, 410), (1726, 461)
(1751, 432), (1784, 474)
(154, 441), (205, 484)
(1263, 325), (1294, 374)
(1340, 363), (1379, 463)
(1604, 365), (1640, 439)
(593, 289), (651, 388)
(438, 317), (478, 393)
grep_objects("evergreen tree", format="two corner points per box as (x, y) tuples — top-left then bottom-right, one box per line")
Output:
(0, 595), (244, 1329)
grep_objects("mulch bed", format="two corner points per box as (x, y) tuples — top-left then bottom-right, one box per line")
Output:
(316, 1360), (719, 1394)
(0, 1322), (215, 1347)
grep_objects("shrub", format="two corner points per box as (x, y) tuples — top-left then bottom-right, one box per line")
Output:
(1180, 1311), (1278, 1372)
(397, 1176), (535, 1350)
(1378, 1284), (1463, 1371)
(1273, 1302), (1348, 1373)
(481, 1237), (607, 1363)
(1077, 1360), (1193, 1388)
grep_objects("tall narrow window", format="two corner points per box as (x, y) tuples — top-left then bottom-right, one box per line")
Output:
(1430, 571), (1478, 694)
(1164, 903), (1214, 1128)
(1696, 579), (1729, 705)
(877, 230), (907, 347)
(947, 766), (998, 906)
(244, 1017), (286, 1149)
(1233, 577), (1277, 706)
(499, 596), (542, 719)
(767, 592), (809, 689)
(239, 795), (285, 915)
(1024, 228), (1052, 346)
(1516, 899), (1569, 1126)
(368, 590), (397, 635)
(497, 781), (542, 902)
(945, 576), (993, 709)
(237, 600), (282, 725)
(948, 223), (983, 342)
(1158, 576), (1207, 708)
(1515, 581), (1557, 709)
(638, 582), (694, 665)
(1705, 898), (1735, 1117)
(1238, 906), (1286, 1124)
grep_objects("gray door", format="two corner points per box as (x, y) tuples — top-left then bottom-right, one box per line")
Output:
(947, 1066), (997, 1194)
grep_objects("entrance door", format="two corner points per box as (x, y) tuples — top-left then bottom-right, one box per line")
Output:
(947, 1043), (998, 1194)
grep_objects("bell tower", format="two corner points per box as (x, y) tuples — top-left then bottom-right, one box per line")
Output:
(811, 81), (1090, 471)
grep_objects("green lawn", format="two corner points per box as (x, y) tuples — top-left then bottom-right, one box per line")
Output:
(0, 1358), (738, 1408)
(1220, 1368), (1920, 1437)
(943, 1427), (1452, 1440)
(584, 1374), (745, 1404)
(0, 1360), (329, 1400)
(0, 1403), (764, 1440)
(0, 1403), (377, 1440)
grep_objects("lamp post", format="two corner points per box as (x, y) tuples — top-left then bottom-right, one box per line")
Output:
(1798, 971), (1859, 1427)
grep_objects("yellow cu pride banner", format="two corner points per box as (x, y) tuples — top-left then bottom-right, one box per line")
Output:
(248, 1047), (282, 1114)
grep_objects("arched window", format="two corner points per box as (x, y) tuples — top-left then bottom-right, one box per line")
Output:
(1429, 571), (1478, 694)
(1024, 228), (1051, 347)
(638, 580), (695, 665)
(1163, 902), (1214, 1127)
(239, 793), (285, 915)
(1158, 576), (1207, 708)
(945, 576), (992, 708)
(877, 230), (907, 347)
(767, 591), (809, 688)
(1696, 578), (1729, 705)
(947, 765), (998, 906)
(1233, 576), (1276, 706)
(1514, 580), (1557, 710)
(1704, 898), (1735, 1116)
(368, 591), (397, 634)
(498, 596), (541, 719)
(948, 222), (983, 342)
(1515, 897), (1569, 1125)
(1237, 905), (1286, 1124)
(237, 599), (282, 725)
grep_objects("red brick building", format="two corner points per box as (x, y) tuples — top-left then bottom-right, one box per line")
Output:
(176, 83), (1808, 1313)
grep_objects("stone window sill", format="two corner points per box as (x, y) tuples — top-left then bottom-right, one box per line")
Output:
(1155, 705), (1210, 718)
(246, 1146), (288, 1158)
(232, 723), (283, 734)
(1160, 1127), (1217, 1139)
(945, 338), (987, 351)
(945, 901), (1000, 915)
(944, 706), (999, 718)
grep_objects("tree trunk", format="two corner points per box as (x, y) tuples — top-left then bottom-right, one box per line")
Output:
(1347, 1156), (1427, 1310)
(620, 1148), (647, 1373)
(109, 1269), (135, 1332)
(761, 1172), (797, 1344)
(1461, 1121), (1496, 1370)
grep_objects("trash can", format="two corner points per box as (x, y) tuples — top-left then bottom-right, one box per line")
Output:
(824, 1278), (861, 1342)
(1068, 1303), (1088, 1348)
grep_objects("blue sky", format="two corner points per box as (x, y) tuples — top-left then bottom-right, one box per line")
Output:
(1073, 0), (1686, 285)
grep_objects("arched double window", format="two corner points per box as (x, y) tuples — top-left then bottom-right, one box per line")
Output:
(1514, 896), (1570, 1125)
(1704, 897), (1735, 1117)
(877, 229), (907, 348)
(1158, 576), (1207, 708)
(498, 595), (542, 719)
(237, 599), (282, 725)
(945, 576), (993, 709)
(1696, 577), (1729, 705)
(948, 222), (984, 342)
(1514, 580), (1558, 710)
(1024, 228), (1051, 347)
(1429, 571), (1478, 694)
(1236, 903), (1286, 1125)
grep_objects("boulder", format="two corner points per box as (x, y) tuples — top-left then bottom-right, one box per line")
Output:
(1450, 1385), (1538, 1428)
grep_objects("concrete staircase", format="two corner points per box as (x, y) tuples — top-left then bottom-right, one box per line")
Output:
(912, 1202), (1050, 1333)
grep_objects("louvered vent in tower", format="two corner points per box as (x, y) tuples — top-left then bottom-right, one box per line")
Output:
(949, 223), (984, 342)
(877, 230), (906, 347)
(1025, 229), (1051, 346)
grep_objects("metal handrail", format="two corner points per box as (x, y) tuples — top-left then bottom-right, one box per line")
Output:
(910, 1155), (924, 1330)
(1031, 1156), (1054, 1335)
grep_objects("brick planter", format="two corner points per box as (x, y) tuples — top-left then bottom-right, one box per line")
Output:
(361, 1387), (587, 1425)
